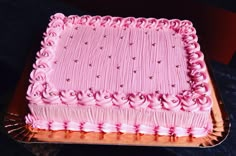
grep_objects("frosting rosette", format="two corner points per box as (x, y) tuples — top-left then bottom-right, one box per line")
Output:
(122, 17), (136, 28)
(88, 16), (101, 26)
(36, 48), (52, 59)
(60, 90), (78, 105)
(162, 94), (181, 111)
(178, 25), (196, 35)
(183, 34), (198, 43)
(51, 13), (65, 20)
(196, 95), (212, 111)
(95, 91), (113, 107)
(77, 90), (96, 106)
(65, 15), (79, 27)
(146, 18), (158, 28)
(79, 15), (91, 25)
(49, 18), (64, 29)
(112, 92), (129, 107)
(128, 93), (149, 109)
(180, 20), (193, 27)
(111, 17), (123, 28)
(42, 85), (61, 104)
(169, 19), (181, 30)
(68, 15), (79, 23)
(33, 58), (50, 72)
(147, 93), (162, 109)
(41, 37), (55, 47)
(189, 71), (207, 82)
(29, 69), (46, 83)
(157, 18), (169, 29)
(26, 83), (44, 104)
(44, 28), (58, 38)
(189, 51), (204, 62)
(180, 90), (199, 112)
(185, 42), (200, 54)
(193, 82), (210, 95)
(100, 16), (112, 27)
(188, 60), (206, 73)
(136, 17), (147, 28)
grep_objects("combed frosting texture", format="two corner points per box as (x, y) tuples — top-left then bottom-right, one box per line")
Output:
(27, 13), (212, 112)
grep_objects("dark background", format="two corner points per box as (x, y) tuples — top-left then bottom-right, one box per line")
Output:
(0, 0), (236, 155)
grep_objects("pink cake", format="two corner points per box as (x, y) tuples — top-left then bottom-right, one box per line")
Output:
(25, 13), (213, 137)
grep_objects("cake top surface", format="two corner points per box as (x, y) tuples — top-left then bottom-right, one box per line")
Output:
(50, 17), (189, 94)
(27, 13), (212, 112)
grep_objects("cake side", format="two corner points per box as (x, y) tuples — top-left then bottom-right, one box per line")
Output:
(26, 13), (213, 137)
(26, 106), (211, 137)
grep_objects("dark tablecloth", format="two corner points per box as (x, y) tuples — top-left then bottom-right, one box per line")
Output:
(0, 1), (235, 155)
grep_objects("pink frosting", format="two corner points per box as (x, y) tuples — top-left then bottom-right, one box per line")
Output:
(95, 91), (113, 107)
(147, 94), (162, 109)
(112, 92), (129, 107)
(169, 19), (181, 30)
(139, 125), (155, 134)
(26, 13), (213, 137)
(82, 122), (100, 132)
(50, 121), (65, 130)
(136, 17), (147, 28)
(196, 95), (212, 111)
(33, 59), (51, 73)
(66, 15), (79, 26)
(42, 90), (61, 104)
(193, 83), (210, 95)
(36, 48), (53, 59)
(172, 127), (188, 137)
(162, 94), (181, 111)
(26, 106), (212, 137)
(119, 124), (136, 133)
(60, 90), (78, 105)
(27, 14), (212, 112)
(189, 51), (204, 62)
(29, 69), (46, 83)
(157, 126), (170, 135)
(190, 71), (208, 82)
(102, 123), (117, 133)
(66, 121), (80, 131)
(180, 20), (193, 27)
(157, 18), (169, 29)
(100, 16), (112, 27)
(77, 91), (96, 106)
(180, 90), (199, 112)
(42, 85), (61, 104)
(25, 114), (36, 126)
(51, 13), (65, 20)
(128, 93), (149, 109)
(26, 83), (44, 104)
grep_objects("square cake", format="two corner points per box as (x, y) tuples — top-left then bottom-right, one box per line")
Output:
(25, 13), (213, 137)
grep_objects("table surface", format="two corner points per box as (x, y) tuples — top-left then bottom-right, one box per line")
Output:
(0, 0), (236, 155)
